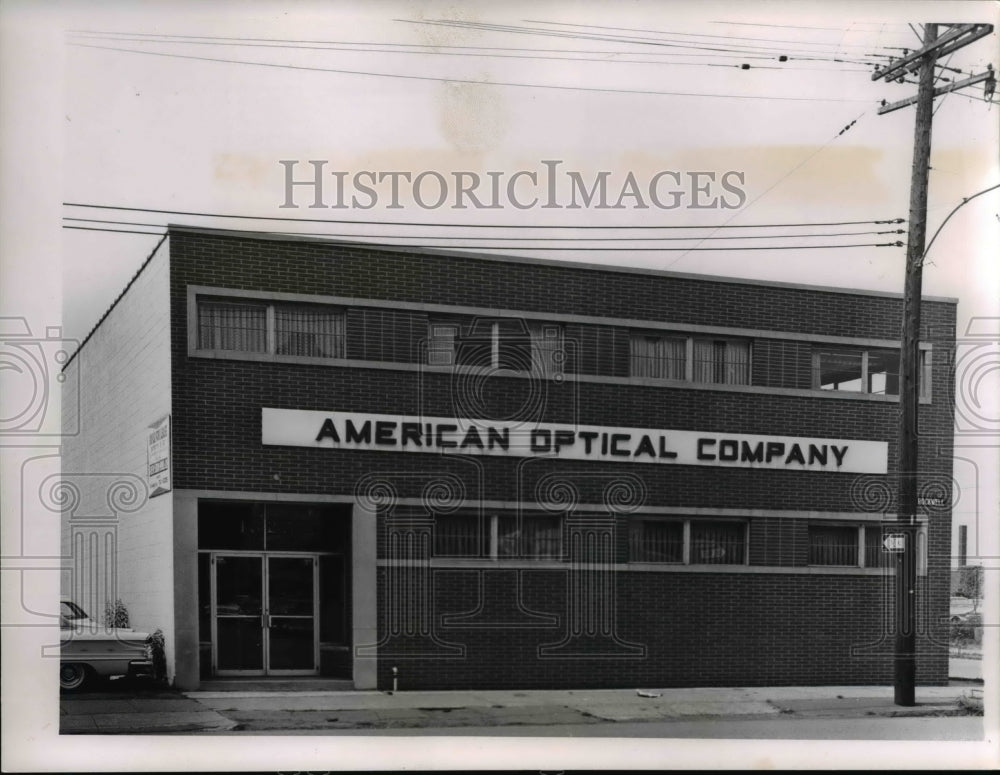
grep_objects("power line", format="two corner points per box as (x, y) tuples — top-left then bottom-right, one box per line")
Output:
(662, 110), (871, 269)
(64, 217), (903, 241)
(69, 42), (874, 102)
(63, 223), (900, 251)
(921, 182), (1000, 264)
(68, 27), (894, 70)
(66, 29), (810, 60)
(400, 19), (880, 65)
(63, 202), (904, 230)
(69, 33), (857, 71)
(62, 225), (165, 236)
(711, 21), (909, 33)
(522, 19), (897, 52)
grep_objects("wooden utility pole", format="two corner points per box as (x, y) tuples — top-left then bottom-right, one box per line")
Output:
(894, 22), (936, 708)
(872, 22), (995, 707)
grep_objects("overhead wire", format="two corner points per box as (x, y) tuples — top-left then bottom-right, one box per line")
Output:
(661, 110), (872, 268)
(61, 225), (900, 251)
(67, 30), (834, 60)
(68, 41), (877, 102)
(63, 202), (903, 230)
(67, 33), (862, 71)
(62, 216), (904, 242)
(522, 19), (898, 52)
(398, 19), (882, 65)
(63, 225), (166, 236)
(710, 21), (911, 33)
(69, 29), (880, 70)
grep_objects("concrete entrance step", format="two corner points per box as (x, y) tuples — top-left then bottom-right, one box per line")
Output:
(198, 678), (354, 692)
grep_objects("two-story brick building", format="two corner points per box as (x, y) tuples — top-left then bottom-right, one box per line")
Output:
(61, 224), (957, 691)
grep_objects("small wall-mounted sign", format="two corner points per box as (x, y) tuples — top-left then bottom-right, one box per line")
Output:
(882, 533), (907, 552)
(147, 415), (171, 497)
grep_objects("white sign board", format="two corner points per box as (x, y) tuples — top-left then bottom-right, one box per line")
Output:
(261, 408), (888, 474)
(882, 533), (906, 552)
(147, 415), (171, 497)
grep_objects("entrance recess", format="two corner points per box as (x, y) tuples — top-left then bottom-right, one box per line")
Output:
(212, 553), (319, 675)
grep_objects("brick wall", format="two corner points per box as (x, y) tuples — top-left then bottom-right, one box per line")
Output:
(167, 228), (955, 688)
(374, 570), (943, 689)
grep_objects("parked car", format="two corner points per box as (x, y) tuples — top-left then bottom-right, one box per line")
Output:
(60, 600), (153, 691)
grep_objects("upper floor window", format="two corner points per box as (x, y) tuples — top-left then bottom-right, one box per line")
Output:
(196, 297), (345, 359)
(693, 338), (750, 385)
(629, 333), (750, 386)
(813, 347), (928, 397)
(630, 335), (686, 380)
(198, 300), (268, 353)
(275, 305), (345, 359)
(427, 318), (564, 378)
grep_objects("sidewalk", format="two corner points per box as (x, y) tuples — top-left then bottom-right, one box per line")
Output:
(62, 683), (980, 734)
(60, 690), (237, 734)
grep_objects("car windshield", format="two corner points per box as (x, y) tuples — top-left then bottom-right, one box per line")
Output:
(60, 601), (89, 622)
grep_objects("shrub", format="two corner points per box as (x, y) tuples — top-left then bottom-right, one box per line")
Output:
(149, 628), (167, 682)
(103, 598), (130, 629)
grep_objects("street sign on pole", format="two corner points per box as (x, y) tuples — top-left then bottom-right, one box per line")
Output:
(883, 533), (906, 552)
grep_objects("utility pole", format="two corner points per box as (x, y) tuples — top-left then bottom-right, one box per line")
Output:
(872, 22), (995, 707)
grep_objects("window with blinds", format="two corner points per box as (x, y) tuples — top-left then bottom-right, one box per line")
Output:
(692, 338), (750, 385)
(630, 335), (686, 380)
(629, 332), (750, 385)
(197, 300), (268, 353)
(196, 297), (345, 359)
(689, 520), (746, 564)
(275, 305), (345, 359)
(628, 519), (683, 563)
(808, 524), (859, 566)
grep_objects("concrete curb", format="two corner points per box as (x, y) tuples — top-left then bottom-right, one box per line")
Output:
(62, 685), (980, 734)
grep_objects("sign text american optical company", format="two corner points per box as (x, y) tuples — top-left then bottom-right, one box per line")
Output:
(262, 409), (887, 474)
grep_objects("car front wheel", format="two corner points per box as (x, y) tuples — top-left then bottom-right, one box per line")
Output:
(59, 662), (89, 691)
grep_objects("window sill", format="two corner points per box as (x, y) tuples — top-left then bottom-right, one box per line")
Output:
(377, 559), (906, 575)
(188, 350), (932, 404)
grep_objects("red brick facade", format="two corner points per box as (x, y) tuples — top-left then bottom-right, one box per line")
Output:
(168, 226), (956, 689)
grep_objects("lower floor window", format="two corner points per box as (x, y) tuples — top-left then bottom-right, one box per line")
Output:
(433, 512), (562, 559)
(690, 520), (746, 564)
(629, 520), (683, 563)
(863, 527), (891, 568)
(808, 524), (860, 566)
(629, 518), (746, 565)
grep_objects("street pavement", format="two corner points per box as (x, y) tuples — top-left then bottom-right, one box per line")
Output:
(61, 680), (983, 735)
(60, 684), (236, 734)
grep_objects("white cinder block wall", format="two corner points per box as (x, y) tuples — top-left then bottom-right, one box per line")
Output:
(61, 237), (175, 680)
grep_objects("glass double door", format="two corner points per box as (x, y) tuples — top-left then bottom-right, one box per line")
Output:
(212, 553), (319, 675)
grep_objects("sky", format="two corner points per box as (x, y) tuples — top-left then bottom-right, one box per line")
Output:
(40, 0), (1000, 340)
(2, 0), (999, 770)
